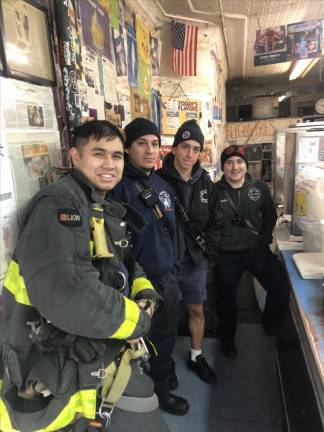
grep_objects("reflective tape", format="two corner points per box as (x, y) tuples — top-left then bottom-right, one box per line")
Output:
(0, 383), (96, 432)
(3, 260), (31, 306)
(110, 297), (139, 339)
(131, 277), (154, 297)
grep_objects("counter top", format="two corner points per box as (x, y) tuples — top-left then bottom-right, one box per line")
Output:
(281, 250), (324, 422)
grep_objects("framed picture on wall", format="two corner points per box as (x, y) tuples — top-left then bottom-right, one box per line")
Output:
(0, 0), (55, 85)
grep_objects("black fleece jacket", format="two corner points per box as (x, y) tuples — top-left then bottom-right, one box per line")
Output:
(215, 173), (277, 252)
(158, 153), (219, 265)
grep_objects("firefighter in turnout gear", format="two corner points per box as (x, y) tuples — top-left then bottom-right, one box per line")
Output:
(0, 121), (170, 432)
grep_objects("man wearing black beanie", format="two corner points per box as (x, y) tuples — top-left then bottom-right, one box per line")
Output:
(158, 120), (218, 384)
(111, 118), (189, 416)
(213, 145), (290, 358)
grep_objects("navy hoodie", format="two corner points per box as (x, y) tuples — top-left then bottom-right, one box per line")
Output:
(111, 161), (178, 280)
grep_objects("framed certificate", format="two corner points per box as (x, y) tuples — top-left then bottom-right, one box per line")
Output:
(0, 0), (55, 85)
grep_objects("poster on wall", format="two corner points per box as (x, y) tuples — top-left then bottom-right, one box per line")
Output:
(161, 97), (201, 135)
(79, 0), (112, 61)
(150, 36), (160, 76)
(111, 23), (127, 77)
(55, 0), (82, 128)
(151, 90), (160, 131)
(136, 16), (152, 98)
(130, 88), (151, 120)
(254, 26), (287, 66)
(127, 25), (138, 87)
(107, 0), (119, 30)
(102, 56), (118, 104)
(287, 20), (322, 60)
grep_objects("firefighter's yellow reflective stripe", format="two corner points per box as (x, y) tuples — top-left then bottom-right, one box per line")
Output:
(3, 260), (31, 306)
(0, 385), (96, 432)
(131, 277), (154, 297)
(0, 381), (18, 432)
(42, 389), (96, 431)
(89, 240), (94, 258)
(110, 297), (139, 339)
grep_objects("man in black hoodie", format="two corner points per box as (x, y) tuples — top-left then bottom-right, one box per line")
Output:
(158, 120), (218, 384)
(214, 145), (290, 358)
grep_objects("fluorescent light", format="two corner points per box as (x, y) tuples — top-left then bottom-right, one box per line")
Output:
(278, 95), (287, 102)
(289, 58), (320, 81)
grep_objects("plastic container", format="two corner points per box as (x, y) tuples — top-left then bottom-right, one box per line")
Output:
(294, 163), (324, 252)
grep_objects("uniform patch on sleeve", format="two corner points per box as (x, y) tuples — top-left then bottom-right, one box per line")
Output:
(58, 209), (82, 226)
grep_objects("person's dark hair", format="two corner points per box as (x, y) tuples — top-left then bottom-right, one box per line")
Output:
(72, 120), (124, 150)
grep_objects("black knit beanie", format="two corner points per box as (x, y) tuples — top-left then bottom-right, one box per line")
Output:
(124, 118), (161, 148)
(221, 145), (249, 169)
(173, 120), (204, 150)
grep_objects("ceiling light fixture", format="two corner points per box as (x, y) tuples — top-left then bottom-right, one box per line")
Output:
(289, 57), (320, 81)
(278, 95), (287, 102)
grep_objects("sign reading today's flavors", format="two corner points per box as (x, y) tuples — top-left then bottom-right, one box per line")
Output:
(161, 96), (201, 135)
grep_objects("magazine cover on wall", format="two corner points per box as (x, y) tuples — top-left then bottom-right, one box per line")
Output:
(287, 20), (322, 60)
(55, 1), (82, 128)
(0, 0), (55, 85)
(127, 24), (138, 87)
(79, 0), (112, 61)
(254, 26), (287, 66)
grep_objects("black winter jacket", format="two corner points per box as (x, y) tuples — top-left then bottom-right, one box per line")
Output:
(215, 173), (277, 252)
(158, 153), (219, 265)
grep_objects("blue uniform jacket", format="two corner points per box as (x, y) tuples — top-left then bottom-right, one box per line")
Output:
(111, 161), (178, 280)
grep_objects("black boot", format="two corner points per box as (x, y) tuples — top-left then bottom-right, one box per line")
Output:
(220, 338), (237, 359)
(158, 393), (189, 416)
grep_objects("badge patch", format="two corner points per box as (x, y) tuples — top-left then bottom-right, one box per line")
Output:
(159, 191), (172, 209)
(200, 188), (208, 204)
(248, 188), (261, 201)
(182, 130), (190, 140)
(58, 209), (82, 226)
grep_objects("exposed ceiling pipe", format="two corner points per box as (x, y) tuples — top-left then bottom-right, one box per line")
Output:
(155, 0), (216, 26)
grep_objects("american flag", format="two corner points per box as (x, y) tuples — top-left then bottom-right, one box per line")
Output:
(171, 21), (198, 76)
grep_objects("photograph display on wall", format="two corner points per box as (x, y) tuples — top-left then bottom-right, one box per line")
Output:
(0, 0), (55, 84)
(287, 19), (322, 60)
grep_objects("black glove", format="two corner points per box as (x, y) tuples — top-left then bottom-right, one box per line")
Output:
(69, 337), (106, 363)
(28, 319), (67, 352)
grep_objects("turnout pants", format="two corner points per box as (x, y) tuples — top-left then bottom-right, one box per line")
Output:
(215, 242), (290, 340)
(149, 271), (180, 397)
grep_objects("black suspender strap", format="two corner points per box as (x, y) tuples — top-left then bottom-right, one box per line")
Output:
(133, 180), (170, 235)
(223, 190), (259, 235)
(173, 195), (207, 255)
